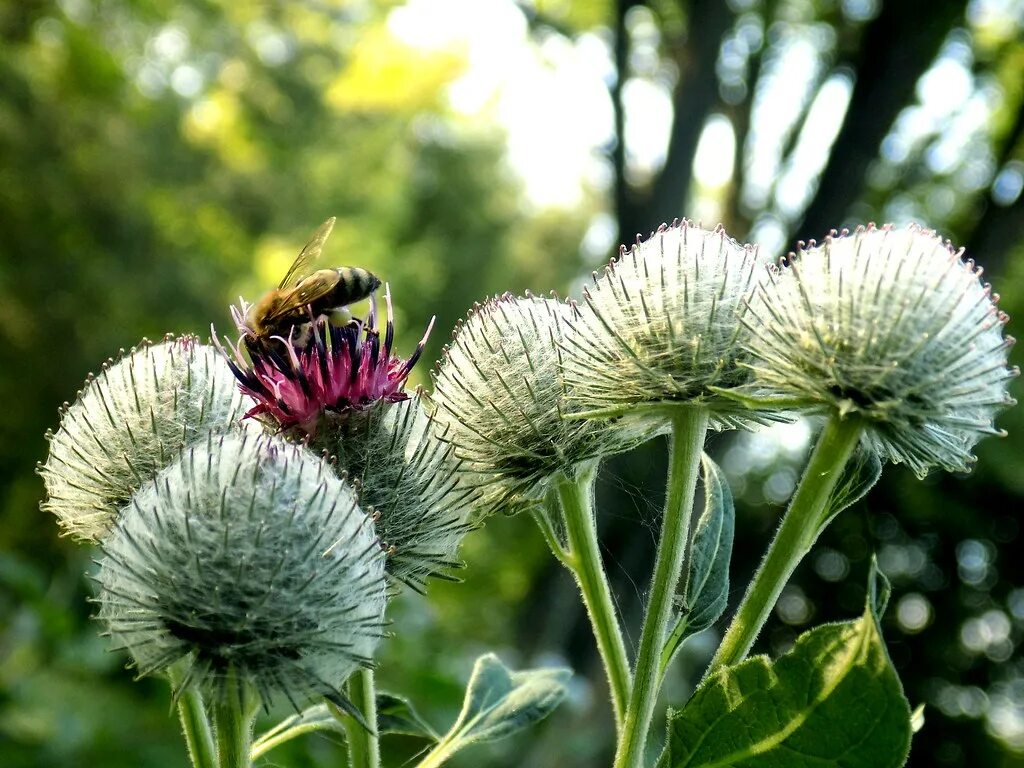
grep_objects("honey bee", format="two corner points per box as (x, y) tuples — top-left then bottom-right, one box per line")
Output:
(246, 217), (381, 345)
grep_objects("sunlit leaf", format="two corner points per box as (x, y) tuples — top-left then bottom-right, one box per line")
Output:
(326, 26), (465, 113)
(659, 560), (911, 768)
(424, 653), (570, 764)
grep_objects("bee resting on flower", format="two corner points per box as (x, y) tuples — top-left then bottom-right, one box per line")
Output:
(96, 430), (387, 708)
(216, 286), (432, 436)
(561, 220), (770, 430)
(38, 335), (250, 541)
(744, 223), (1017, 476)
(431, 293), (645, 513)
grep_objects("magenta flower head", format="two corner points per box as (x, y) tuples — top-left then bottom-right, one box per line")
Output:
(216, 286), (434, 436)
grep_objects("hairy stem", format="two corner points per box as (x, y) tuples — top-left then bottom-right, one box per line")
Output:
(614, 408), (709, 768)
(212, 670), (258, 768)
(708, 416), (863, 673)
(414, 733), (460, 768)
(169, 662), (216, 768)
(554, 461), (632, 730)
(344, 668), (380, 768)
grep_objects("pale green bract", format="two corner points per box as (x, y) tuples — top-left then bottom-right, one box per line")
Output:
(561, 221), (771, 430)
(39, 335), (250, 540)
(431, 293), (646, 514)
(743, 224), (1017, 477)
(96, 430), (387, 707)
(317, 392), (477, 588)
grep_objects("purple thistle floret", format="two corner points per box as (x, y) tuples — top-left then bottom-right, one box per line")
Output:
(215, 286), (433, 435)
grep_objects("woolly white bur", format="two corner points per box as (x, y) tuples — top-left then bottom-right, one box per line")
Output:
(744, 224), (1018, 477)
(318, 392), (477, 590)
(95, 430), (387, 710)
(431, 294), (647, 513)
(562, 221), (772, 430)
(39, 336), (250, 540)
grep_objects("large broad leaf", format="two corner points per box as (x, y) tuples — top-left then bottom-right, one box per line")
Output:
(660, 561), (911, 768)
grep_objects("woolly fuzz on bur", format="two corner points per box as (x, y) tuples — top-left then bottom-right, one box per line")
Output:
(744, 224), (1017, 476)
(39, 336), (250, 540)
(431, 294), (646, 513)
(562, 221), (772, 431)
(95, 430), (387, 709)
(320, 392), (477, 589)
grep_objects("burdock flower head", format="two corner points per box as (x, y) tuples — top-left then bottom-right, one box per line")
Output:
(431, 293), (645, 513)
(96, 430), (387, 708)
(324, 392), (477, 590)
(39, 335), (249, 541)
(562, 221), (770, 430)
(744, 223), (1017, 477)
(217, 287), (433, 436)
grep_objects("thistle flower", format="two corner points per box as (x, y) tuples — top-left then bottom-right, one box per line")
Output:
(562, 221), (769, 430)
(216, 288), (433, 436)
(96, 430), (387, 709)
(321, 392), (477, 589)
(431, 293), (645, 512)
(744, 223), (1017, 477)
(39, 336), (250, 541)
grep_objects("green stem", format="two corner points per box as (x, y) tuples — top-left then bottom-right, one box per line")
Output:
(554, 461), (632, 730)
(414, 733), (460, 768)
(212, 670), (258, 768)
(251, 709), (340, 760)
(657, 616), (689, 685)
(708, 416), (863, 674)
(168, 663), (216, 768)
(344, 668), (380, 768)
(614, 408), (709, 768)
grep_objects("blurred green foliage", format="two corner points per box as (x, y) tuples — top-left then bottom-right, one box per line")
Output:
(2, 0), (1024, 766)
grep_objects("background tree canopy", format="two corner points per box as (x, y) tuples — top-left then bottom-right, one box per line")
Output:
(1, 0), (1022, 766)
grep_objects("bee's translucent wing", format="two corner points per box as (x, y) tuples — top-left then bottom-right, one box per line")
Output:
(277, 217), (337, 289)
(265, 271), (340, 320)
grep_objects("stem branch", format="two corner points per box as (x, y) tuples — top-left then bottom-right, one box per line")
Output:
(708, 416), (863, 673)
(414, 734), (460, 768)
(554, 461), (633, 730)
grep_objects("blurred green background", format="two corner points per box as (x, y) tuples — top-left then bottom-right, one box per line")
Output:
(2, 0), (1023, 766)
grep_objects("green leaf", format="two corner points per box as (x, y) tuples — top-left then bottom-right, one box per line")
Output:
(377, 692), (439, 741)
(817, 446), (882, 535)
(679, 454), (734, 633)
(440, 653), (571, 751)
(662, 455), (735, 675)
(660, 565), (911, 768)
